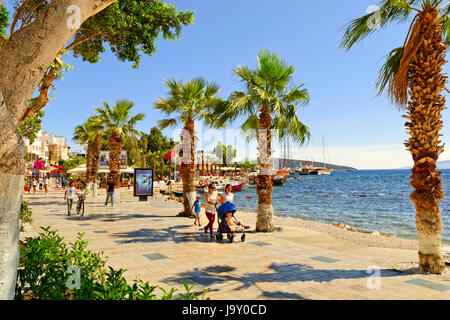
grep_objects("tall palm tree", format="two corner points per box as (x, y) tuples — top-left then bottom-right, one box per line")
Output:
(154, 78), (223, 216)
(73, 117), (101, 193)
(214, 49), (311, 232)
(94, 99), (145, 189)
(341, 0), (448, 274)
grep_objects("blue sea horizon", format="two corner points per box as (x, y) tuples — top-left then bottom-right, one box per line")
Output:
(233, 169), (450, 244)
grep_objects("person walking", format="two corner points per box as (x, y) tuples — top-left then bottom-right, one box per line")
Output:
(219, 184), (234, 205)
(61, 177), (66, 188)
(204, 183), (219, 238)
(38, 176), (43, 190)
(191, 194), (203, 227)
(32, 178), (37, 194)
(64, 181), (77, 216)
(43, 176), (49, 194)
(127, 178), (131, 190)
(105, 176), (115, 207)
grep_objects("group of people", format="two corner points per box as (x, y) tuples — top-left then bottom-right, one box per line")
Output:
(27, 176), (50, 194)
(191, 183), (248, 239)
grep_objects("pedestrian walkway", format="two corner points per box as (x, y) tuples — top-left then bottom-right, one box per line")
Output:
(22, 189), (450, 300)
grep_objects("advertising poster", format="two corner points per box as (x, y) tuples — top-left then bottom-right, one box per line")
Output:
(134, 168), (153, 196)
(99, 151), (127, 169)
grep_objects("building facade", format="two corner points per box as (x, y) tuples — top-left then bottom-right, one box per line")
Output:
(24, 131), (70, 165)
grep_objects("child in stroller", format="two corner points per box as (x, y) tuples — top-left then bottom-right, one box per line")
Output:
(216, 201), (249, 243)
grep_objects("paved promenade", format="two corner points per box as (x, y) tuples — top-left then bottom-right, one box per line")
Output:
(22, 188), (450, 300)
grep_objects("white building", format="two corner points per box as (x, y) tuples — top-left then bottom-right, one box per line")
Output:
(24, 131), (70, 164)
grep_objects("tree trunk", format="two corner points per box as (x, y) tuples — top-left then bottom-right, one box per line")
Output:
(256, 107), (274, 232)
(85, 139), (94, 193)
(109, 129), (122, 186)
(0, 1), (118, 300)
(0, 93), (26, 299)
(201, 152), (204, 176)
(180, 120), (196, 216)
(91, 134), (101, 197)
(160, 157), (164, 180)
(142, 154), (147, 168)
(152, 159), (156, 176)
(0, 0), (117, 127)
(406, 8), (446, 274)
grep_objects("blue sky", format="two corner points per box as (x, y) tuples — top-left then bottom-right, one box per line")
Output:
(7, 0), (450, 169)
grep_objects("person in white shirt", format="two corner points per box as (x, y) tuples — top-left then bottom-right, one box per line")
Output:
(219, 184), (234, 205)
(39, 177), (43, 190)
(32, 179), (37, 193)
(64, 181), (78, 216)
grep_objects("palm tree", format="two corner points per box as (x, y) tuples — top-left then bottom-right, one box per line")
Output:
(214, 49), (310, 232)
(94, 99), (145, 191)
(73, 117), (101, 193)
(154, 78), (223, 216)
(341, 0), (448, 274)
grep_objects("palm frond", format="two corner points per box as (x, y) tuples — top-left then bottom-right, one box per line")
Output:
(376, 46), (404, 96)
(157, 118), (179, 130)
(340, 0), (419, 50)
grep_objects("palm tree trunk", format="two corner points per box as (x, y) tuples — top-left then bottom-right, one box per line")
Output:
(142, 154), (147, 168)
(85, 140), (94, 193)
(91, 134), (101, 197)
(109, 129), (123, 188)
(152, 159), (156, 177)
(201, 151), (204, 176)
(180, 120), (196, 216)
(256, 106), (275, 232)
(406, 8), (446, 274)
(160, 157), (164, 180)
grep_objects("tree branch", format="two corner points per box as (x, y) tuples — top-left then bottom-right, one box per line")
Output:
(10, 0), (32, 35)
(21, 0), (47, 27)
(65, 31), (104, 50)
(19, 54), (63, 125)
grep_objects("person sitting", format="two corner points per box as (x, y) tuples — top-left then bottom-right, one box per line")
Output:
(225, 211), (249, 232)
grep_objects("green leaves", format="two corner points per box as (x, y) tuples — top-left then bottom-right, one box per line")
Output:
(16, 227), (211, 300)
(153, 77), (224, 127)
(376, 46), (404, 96)
(18, 107), (44, 144)
(218, 49), (311, 146)
(70, 0), (194, 67)
(340, 0), (418, 50)
(93, 99), (145, 141)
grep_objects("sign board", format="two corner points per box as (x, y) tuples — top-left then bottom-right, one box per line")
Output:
(134, 168), (153, 197)
(99, 151), (127, 169)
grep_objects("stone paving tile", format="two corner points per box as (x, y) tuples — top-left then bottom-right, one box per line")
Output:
(22, 190), (450, 300)
(309, 256), (340, 263)
(405, 278), (450, 292)
(143, 253), (169, 261)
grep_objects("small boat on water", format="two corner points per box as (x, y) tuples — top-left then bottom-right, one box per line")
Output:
(272, 175), (286, 186)
(231, 183), (244, 192)
(309, 167), (332, 175)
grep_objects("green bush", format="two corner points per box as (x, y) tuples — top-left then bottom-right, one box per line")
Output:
(20, 201), (33, 230)
(16, 227), (210, 300)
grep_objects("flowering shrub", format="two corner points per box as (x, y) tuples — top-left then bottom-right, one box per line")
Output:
(20, 201), (33, 230)
(33, 161), (45, 170)
(16, 227), (210, 300)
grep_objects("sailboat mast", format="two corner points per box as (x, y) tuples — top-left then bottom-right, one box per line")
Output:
(322, 135), (326, 169)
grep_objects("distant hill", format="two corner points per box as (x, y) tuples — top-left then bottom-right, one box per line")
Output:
(399, 160), (450, 169)
(271, 158), (357, 171)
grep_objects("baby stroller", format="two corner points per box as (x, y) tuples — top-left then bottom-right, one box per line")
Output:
(216, 202), (246, 243)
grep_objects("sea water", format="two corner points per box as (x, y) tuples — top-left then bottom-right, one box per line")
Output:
(234, 169), (450, 244)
